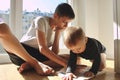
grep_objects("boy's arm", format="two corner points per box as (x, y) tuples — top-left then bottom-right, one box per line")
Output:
(66, 51), (77, 73)
(89, 53), (101, 75)
(52, 27), (66, 54)
(51, 29), (61, 54)
(89, 39), (103, 75)
(36, 29), (67, 67)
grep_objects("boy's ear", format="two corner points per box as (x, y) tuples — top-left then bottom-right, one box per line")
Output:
(54, 13), (59, 18)
(85, 37), (88, 43)
(53, 13), (57, 18)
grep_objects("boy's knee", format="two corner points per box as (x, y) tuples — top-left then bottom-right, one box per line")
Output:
(0, 22), (7, 27)
(0, 22), (9, 35)
(99, 63), (106, 71)
(99, 53), (106, 71)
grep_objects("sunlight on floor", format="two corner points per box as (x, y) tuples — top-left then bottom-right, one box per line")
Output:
(79, 58), (114, 69)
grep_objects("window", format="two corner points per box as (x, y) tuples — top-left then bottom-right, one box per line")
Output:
(22, 0), (67, 35)
(0, 0), (10, 54)
(0, 0), (10, 24)
(0, 0), (10, 63)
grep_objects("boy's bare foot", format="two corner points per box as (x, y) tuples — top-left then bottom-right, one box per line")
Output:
(36, 62), (55, 75)
(18, 62), (54, 75)
(18, 62), (32, 73)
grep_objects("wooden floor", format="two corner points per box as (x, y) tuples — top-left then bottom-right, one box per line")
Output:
(0, 60), (120, 80)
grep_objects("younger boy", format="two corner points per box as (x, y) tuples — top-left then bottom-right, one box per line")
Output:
(62, 27), (106, 80)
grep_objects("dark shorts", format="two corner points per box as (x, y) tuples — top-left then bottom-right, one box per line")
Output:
(6, 43), (49, 66)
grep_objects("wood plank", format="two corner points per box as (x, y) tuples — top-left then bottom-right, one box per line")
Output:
(0, 60), (120, 80)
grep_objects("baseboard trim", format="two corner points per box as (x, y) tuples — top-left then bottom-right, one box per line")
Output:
(0, 54), (11, 64)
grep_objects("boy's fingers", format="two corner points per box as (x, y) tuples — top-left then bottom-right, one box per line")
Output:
(73, 74), (77, 78)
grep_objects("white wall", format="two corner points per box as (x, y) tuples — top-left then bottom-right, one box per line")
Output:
(84, 0), (99, 39)
(71, 0), (114, 59)
(0, 54), (11, 63)
(98, 0), (114, 59)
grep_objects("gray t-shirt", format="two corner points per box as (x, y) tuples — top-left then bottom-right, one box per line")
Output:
(20, 16), (55, 49)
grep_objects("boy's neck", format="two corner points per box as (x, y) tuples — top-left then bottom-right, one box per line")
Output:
(49, 18), (57, 31)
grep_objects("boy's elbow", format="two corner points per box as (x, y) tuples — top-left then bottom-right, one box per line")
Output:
(52, 49), (59, 54)
(54, 50), (59, 54)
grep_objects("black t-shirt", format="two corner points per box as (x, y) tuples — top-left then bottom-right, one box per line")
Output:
(66, 37), (106, 75)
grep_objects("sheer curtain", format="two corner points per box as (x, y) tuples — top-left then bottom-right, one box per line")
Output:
(114, 0), (120, 73)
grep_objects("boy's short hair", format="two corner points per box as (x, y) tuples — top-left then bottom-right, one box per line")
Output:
(63, 27), (85, 46)
(55, 3), (75, 19)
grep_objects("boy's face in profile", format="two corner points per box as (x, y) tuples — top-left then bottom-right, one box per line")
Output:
(67, 37), (87, 54)
(54, 13), (73, 29)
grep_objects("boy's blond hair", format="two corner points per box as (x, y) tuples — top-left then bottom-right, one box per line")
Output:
(63, 27), (85, 47)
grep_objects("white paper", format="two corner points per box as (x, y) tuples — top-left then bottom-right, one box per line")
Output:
(57, 67), (92, 80)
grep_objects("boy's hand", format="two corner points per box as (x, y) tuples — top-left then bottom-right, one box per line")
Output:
(38, 62), (55, 75)
(62, 73), (77, 80)
(84, 71), (95, 77)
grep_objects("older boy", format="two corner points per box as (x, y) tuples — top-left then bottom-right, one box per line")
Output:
(0, 3), (75, 75)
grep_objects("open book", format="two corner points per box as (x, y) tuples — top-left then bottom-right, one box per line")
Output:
(56, 65), (93, 80)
